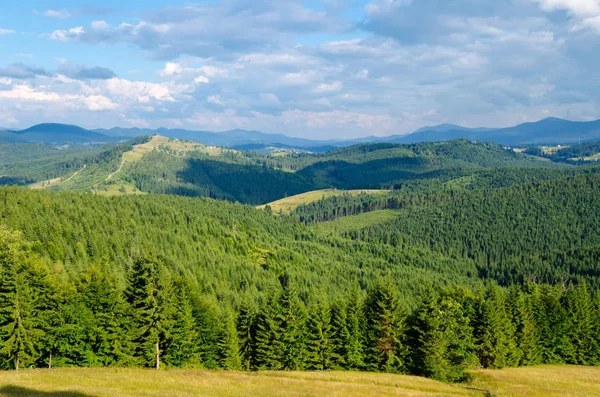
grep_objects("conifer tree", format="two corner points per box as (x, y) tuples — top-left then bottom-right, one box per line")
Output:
(412, 292), (477, 382)
(364, 277), (406, 373)
(254, 289), (283, 370)
(565, 281), (596, 365)
(344, 286), (366, 370)
(0, 228), (49, 370)
(474, 285), (514, 369)
(278, 276), (307, 370)
(125, 257), (175, 369)
(305, 299), (337, 370)
(237, 300), (257, 370)
(218, 308), (242, 370)
(164, 286), (201, 367)
(512, 283), (542, 366)
(330, 300), (349, 369)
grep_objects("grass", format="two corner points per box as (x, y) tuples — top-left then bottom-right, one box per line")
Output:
(313, 209), (402, 235)
(95, 183), (146, 197)
(0, 368), (480, 397)
(260, 189), (388, 214)
(469, 365), (600, 397)
(0, 365), (598, 397)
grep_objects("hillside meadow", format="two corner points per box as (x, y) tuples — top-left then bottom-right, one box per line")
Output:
(0, 366), (597, 397)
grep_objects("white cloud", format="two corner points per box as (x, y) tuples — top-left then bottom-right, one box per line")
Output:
(159, 62), (183, 77)
(314, 81), (343, 93)
(91, 21), (110, 30)
(51, 26), (84, 41)
(44, 10), (71, 19)
(0, 28), (15, 35)
(534, 0), (600, 33)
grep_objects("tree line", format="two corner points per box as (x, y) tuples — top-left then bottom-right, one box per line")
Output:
(2, 228), (600, 382)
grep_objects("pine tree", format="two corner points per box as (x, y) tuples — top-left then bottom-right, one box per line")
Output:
(218, 308), (242, 370)
(278, 276), (307, 370)
(474, 285), (513, 369)
(305, 299), (337, 370)
(76, 263), (132, 366)
(412, 292), (477, 382)
(163, 285), (201, 367)
(125, 257), (175, 369)
(237, 300), (257, 370)
(565, 281), (596, 365)
(0, 228), (49, 370)
(513, 283), (542, 366)
(364, 277), (406, 373)
(344, 286), (366, 370)
(254, 289), (283, 370)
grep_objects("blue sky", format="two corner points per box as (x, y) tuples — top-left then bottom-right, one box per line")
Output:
(1, 0), (599, 139)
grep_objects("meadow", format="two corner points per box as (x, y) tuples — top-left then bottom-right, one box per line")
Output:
(0, 366), (596, 397)
(260, 189), (387, 214)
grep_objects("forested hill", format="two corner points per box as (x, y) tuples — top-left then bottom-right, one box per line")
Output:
(295, 167), (600, 287)
(1, 174), (600, 376)
(1, 136), (563, 205)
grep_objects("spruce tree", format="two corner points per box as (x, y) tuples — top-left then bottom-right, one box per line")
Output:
(0, 228), (49, 370)
(565, 281), (596, 365)
(237, 300), (257, 370)
(254, 289), (283, 370)
(278, 276), (307, 370)
(474, 285), (514, 369)
(163, 286), (201, 367)
(305, 299), (337, 370)
(217, 308), (242, 370)
(125, 257), (175, 369)
(412, 292), (477, 382)
(364, 277), (406, 373)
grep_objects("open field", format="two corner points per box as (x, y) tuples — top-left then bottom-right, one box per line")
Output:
(94, 183), (146, 197)
(124, 135), (228, 163)
(314, 209), (402, 234)
(0, 366), (597, 397)
(470, 365), (600, 397)
(0, 368), (480, 397)
(260, 189), (388, 214)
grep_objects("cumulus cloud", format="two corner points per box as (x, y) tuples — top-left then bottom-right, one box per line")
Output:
(534, 0), (600, 32)
(49, 0), (348, 60)
(1, 0), (596, 136)
(44, 9), (71, 19)
(0, 64), (51, 79)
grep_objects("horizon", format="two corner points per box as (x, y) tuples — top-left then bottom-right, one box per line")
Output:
(3, 115), (598, 142)
(1, 1), (600, 139)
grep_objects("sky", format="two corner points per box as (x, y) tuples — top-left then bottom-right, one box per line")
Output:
(0, 0), (599, 139)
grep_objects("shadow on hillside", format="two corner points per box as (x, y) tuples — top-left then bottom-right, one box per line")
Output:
(0, 385), (96, 397)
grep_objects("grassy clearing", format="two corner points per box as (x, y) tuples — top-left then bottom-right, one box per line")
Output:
(94, 183), (146, 197)
(313, 209), (401, 235)
(470, 365), (600, 397)
(125, 135), (228, 162)
(260, 189), (388, 214)
(0, 368), (480, 397)
(0, 365), (597, 397)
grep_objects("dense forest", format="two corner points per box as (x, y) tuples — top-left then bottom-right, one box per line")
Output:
(1, 225), (600, 380)
(1, 138), (564, 204)
(1, 136), (600, 381)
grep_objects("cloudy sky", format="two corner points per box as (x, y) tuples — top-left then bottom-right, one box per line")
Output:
(0, 0), (599, 139)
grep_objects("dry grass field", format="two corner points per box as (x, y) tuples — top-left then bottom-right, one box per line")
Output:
(260, 189), (388, 214)
(0, 365), (597, 397)
(0, 368), (479, 397)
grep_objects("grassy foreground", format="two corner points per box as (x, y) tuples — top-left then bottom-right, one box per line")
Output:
(0, 366), (597, 397)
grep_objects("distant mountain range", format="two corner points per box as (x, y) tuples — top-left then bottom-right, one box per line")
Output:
(0, 123), (119, 145)
(2, 117), (600, 148)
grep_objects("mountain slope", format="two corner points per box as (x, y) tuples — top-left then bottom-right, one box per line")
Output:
(0, 123), (116, 145)
(395, 118), (600, 146)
